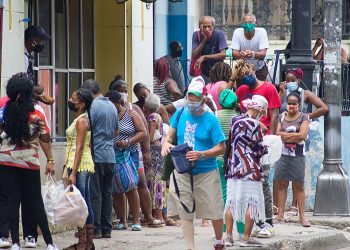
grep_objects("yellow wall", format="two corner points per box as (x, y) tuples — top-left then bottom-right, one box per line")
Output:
(95, 0), (127, 94)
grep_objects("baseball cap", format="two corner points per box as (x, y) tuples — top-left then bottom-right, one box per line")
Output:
(219, 89), (237, 109)
(25, 26), (51, 41)
(187, 76), (206, 97)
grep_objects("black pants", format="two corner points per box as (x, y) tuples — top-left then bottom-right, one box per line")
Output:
(0, 166), (53, 245)
(0, 178), (9, 238)
(89, 163), (114, 235)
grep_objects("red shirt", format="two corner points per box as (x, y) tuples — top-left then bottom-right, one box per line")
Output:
(236, 82), (281, 134)
(0, 104), (50, 170)
(0, 96), (10, 108)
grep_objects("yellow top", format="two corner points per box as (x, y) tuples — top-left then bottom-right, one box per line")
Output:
(65, 113), (94, 173)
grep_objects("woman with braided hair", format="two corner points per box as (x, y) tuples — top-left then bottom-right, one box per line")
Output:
(0, 73), (58, 250)
(207, 62), (232, 111)
(153, 57), (182, 105)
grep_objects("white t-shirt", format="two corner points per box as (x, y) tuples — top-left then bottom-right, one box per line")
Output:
(231, 27), (269, 70)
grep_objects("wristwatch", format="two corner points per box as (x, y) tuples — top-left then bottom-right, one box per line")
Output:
(200, 152), (205, 160)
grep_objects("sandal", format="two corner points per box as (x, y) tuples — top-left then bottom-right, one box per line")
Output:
(147, 219), (165, 228)
(300, 219), (311, 227)
(112, 223), (127, 230)
(165, 218), (177, 226)
(131, 224), (142, 231)
(287, 206), (299, 216)
(273, 205), (279, 215)
(272, 217), (285, 224)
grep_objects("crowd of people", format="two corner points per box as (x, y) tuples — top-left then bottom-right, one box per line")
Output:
(0, 13), (331, 250)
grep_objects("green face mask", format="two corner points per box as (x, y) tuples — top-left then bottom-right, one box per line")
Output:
(242, 23), (256, 32)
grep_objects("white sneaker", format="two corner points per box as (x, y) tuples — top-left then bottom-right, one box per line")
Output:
(11, 244), (22, 250)
(24, 236), (36, 248)
(251, 224), (262, 237)
(0, 237), (11, 248)
(46, 244), (59, 250)
(257, 223), (275, 238)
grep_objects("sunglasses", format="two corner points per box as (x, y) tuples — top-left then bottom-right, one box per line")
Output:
(287, 103), (298, 106)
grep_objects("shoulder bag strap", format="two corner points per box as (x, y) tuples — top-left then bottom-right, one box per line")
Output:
(172, 170), (196, 213)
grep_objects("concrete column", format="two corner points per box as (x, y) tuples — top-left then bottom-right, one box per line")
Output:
(314, 0), (350, 216)
(1, 0), (25, 94)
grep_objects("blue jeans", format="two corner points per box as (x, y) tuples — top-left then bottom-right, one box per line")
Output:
(68, 169), (94, 225)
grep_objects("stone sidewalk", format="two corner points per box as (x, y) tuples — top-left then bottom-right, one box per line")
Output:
(30, 213), (350, 250)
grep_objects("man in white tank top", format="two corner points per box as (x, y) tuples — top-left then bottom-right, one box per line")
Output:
(231, 13), (269, 81)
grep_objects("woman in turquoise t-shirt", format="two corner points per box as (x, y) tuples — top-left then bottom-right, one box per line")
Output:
(162, 76), (226, 250)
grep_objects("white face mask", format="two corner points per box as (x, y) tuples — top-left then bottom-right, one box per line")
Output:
(121, 92), (128, 103)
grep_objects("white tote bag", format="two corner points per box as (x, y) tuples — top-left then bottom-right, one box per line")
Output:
(261, 135), (282, 166)
(53, 185), (88, 227)
(41, 174), (65, 224)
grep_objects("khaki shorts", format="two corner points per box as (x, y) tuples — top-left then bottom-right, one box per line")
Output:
(167, 168), (223, 220)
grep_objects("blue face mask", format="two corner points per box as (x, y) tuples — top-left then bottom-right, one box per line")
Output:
(286, 82), (298, 92)
(242, 74), (255, 87)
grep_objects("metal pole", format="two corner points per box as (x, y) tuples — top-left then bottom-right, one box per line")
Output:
(314, 0), (350, 216)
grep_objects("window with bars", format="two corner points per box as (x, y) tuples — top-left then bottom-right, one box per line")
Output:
(28, 0), (95, 140)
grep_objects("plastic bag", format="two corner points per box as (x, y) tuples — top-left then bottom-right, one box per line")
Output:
(261, 135), (282, 166)
(53, 185), (88, 227)
(41, 174), (65, 224)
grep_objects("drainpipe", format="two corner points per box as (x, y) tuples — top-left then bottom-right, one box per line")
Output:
(314, 0), (350, 216)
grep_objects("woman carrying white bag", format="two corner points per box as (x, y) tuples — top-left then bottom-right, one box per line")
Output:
(58, 88), (95, 250)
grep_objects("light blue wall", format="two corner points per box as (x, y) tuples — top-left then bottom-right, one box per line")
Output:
(154, 0), (194, 87)
(154, 1), (169, 60)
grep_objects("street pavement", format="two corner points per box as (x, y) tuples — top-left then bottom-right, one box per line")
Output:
(28, 213), (350, 250)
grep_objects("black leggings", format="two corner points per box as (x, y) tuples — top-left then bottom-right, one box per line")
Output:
(0, 166), (53, 245)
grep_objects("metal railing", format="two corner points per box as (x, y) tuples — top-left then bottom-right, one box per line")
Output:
(317, 62), (350, 115)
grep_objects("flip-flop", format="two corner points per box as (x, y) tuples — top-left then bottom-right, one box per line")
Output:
(165, 218), (177, 226)
(272, 218), (285, 224)
(131, 224), (142, 231)
(147, 219), (165, 228)
(112, 223), (127, 230)
(300, 219), (311, 227)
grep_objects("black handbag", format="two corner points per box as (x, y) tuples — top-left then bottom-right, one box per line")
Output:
(170, 143), (192, 174)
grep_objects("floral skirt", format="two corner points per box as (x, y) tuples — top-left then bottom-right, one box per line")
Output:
(145, 145), (165, 209)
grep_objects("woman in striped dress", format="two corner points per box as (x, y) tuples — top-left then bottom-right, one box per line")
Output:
(153, 57), (182, 106)
(105, 91), (147, 231)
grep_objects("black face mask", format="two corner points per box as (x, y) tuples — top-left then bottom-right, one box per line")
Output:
(67, 100), (78, 112)
(138, 96), (146, 105)
(33, 44), (45, 53)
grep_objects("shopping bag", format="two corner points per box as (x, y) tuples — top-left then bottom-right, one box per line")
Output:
(113, 148), (138, 194)
(53, 185), (88, 227)
(261, 135), (282, 166)
(41, 174), (65, 224)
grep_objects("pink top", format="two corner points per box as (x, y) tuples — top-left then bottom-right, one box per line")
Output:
(207, 81), (225, 111)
